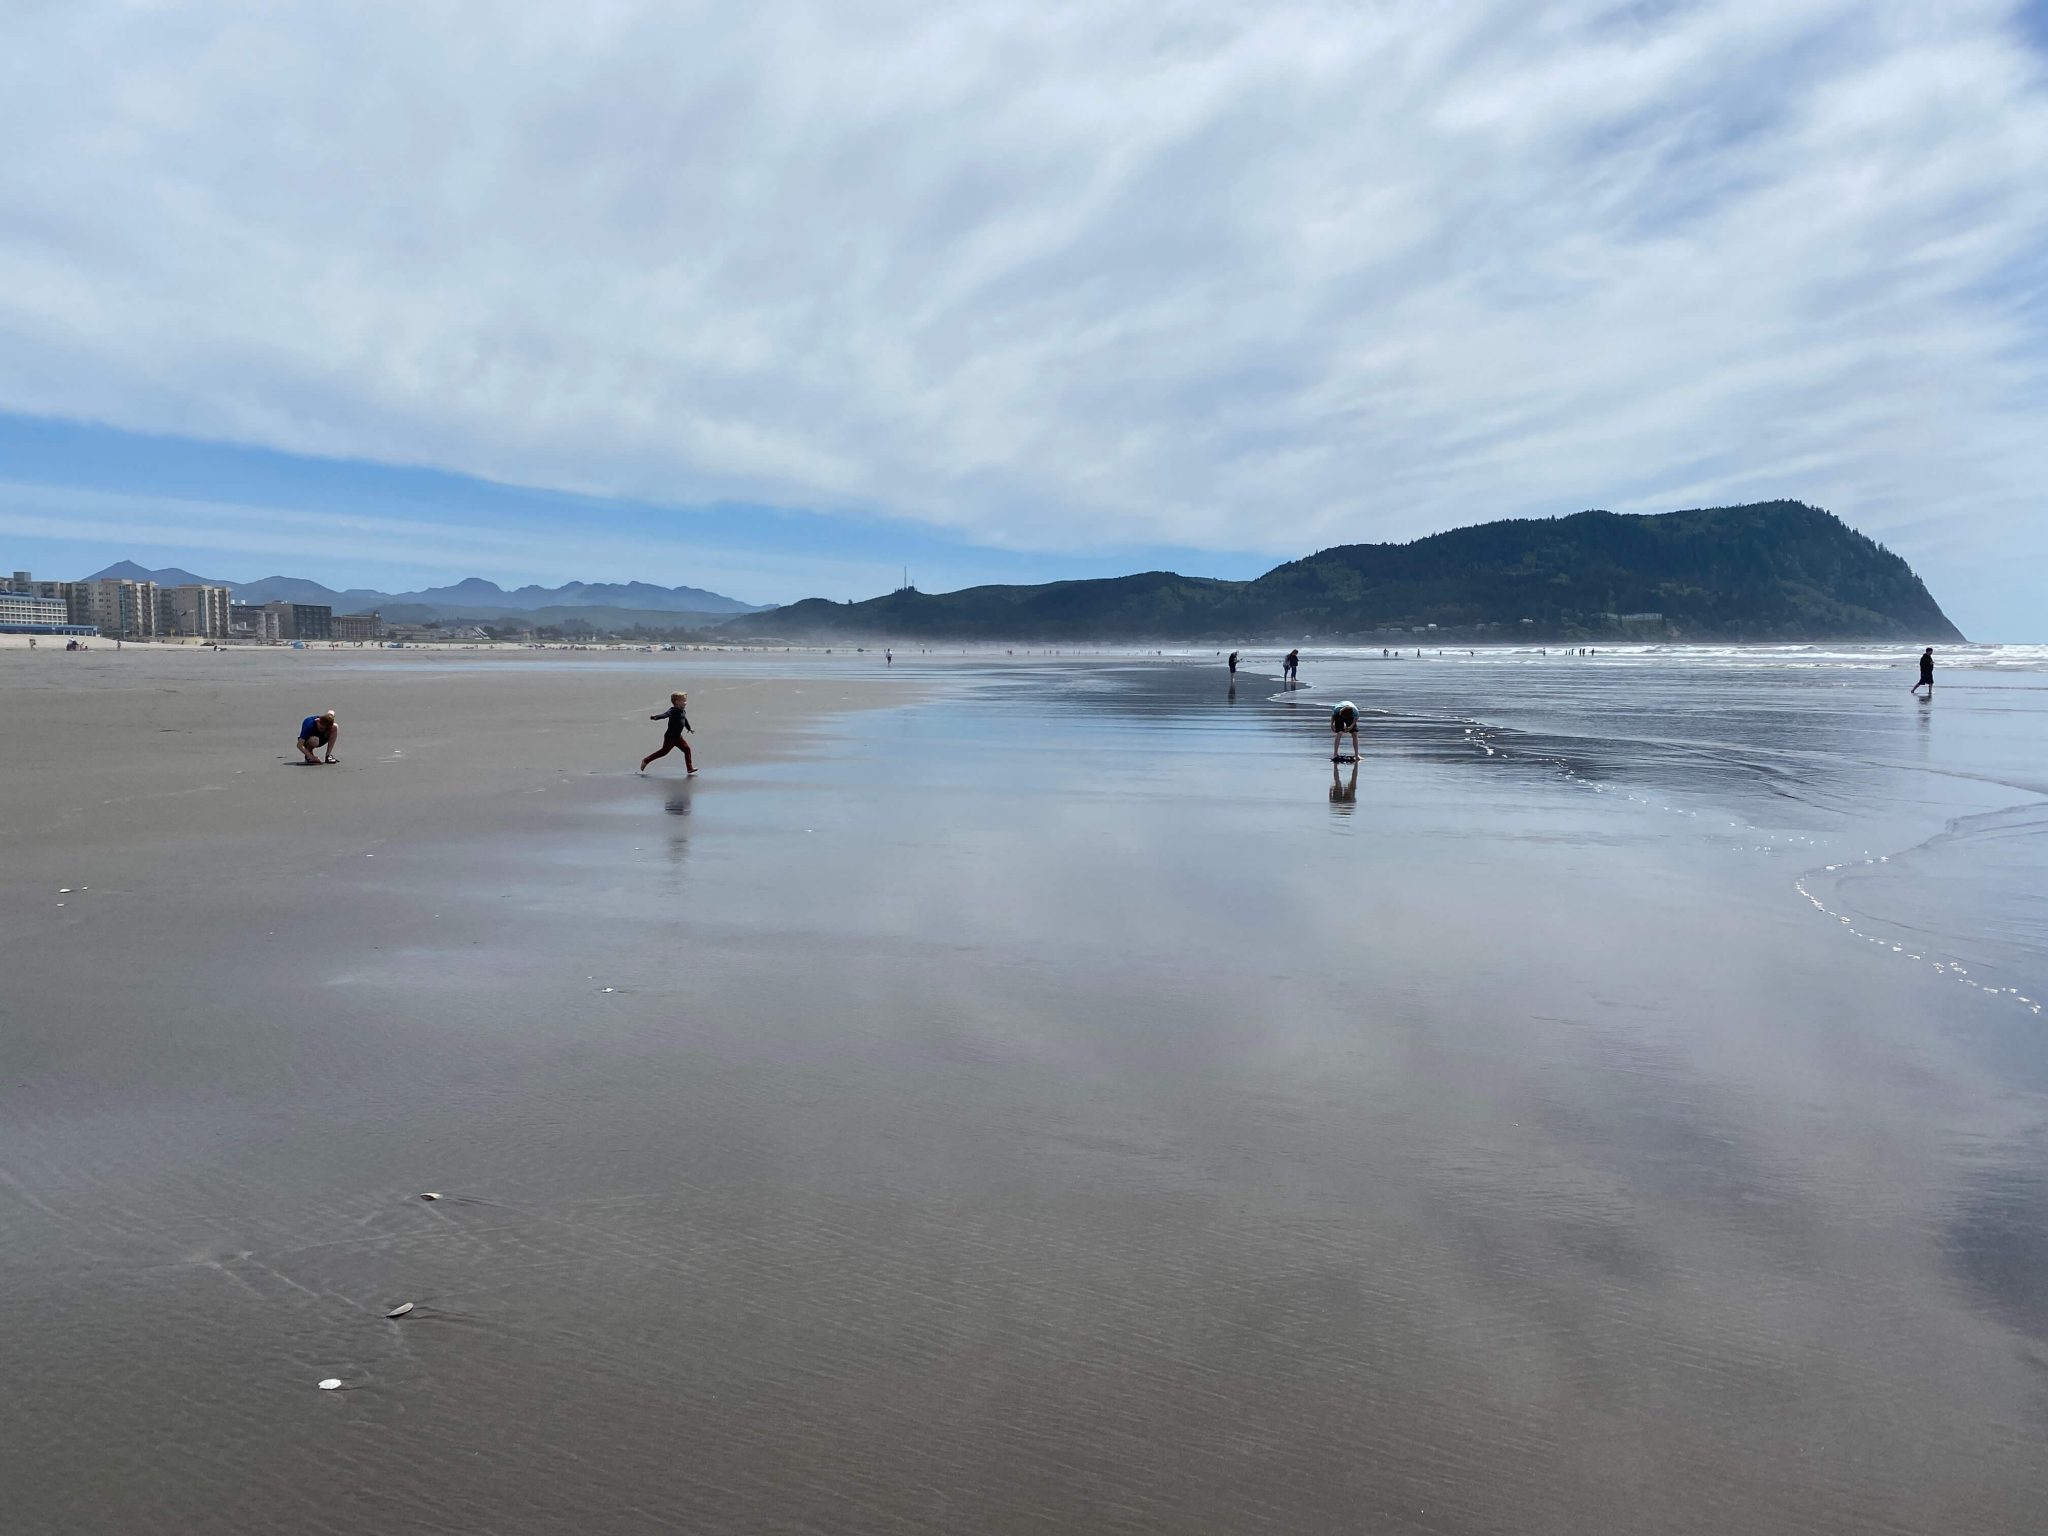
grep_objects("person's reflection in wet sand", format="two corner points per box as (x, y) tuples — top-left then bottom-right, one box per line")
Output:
(1227, 682), (1237, 704)
(660, 782), (694, 874)
(1329, 758), (1358, 813)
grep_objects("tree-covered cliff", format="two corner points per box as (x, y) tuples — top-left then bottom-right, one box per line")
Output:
(730, 502), (1962, 643)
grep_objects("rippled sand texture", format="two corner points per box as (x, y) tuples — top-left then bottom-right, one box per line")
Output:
(3, 646), (2045, 1534)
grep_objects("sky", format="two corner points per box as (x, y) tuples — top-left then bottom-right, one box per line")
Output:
(1, 2), (2044, 634)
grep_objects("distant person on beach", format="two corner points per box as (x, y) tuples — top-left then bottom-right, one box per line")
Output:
(1227, 651), (1239, 678)
(1330, 700), (1360, 760)
(1912, 647), (1934, 697)
(886, 649), (893, 666)
(297, 709), (339, 764)
(1284, 649), (1299, 685)
(640, 692), (696, 774)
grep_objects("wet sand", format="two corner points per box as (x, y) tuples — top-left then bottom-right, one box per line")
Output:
(3, 647), (2046, 1534)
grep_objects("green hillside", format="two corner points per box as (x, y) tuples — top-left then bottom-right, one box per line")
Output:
(731, 502), (1961, 643)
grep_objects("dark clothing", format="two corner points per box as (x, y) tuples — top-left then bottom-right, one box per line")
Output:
(653, 705), (692, 738)
(300, 715), (330, 744)
(1919, 657), (1934, 683)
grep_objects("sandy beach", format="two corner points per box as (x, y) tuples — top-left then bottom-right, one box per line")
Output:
(4, 644), (2045, 1534)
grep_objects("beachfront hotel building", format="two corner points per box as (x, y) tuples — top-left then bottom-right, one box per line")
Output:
(0, 576), (99, 635)
(332, 612), (384, 642)
(6, 571), (92, 625)
(262, 600), (333, 641)
(230, 604), (283, 642)
(77, 577), (162, 638)
(164, 583), (233, 638)
(0, 589), (71, 627)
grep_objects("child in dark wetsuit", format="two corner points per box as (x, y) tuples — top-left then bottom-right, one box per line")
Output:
(640, 692), (696, 774)
(1912, 648), (1934, 697)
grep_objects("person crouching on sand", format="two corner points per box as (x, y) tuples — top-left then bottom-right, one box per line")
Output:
(640, 692), (696, 774)
(297, 709), (339, 764)
(1330, 700), (1360, 761)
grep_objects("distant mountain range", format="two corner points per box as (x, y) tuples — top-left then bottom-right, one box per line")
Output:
(726, 502), (1963, 643)
(83, 562), (764, 626)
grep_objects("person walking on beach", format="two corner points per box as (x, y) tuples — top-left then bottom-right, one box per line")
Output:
(1227, 650), (1239, 679)
(1284, 649), (1300, 686)
(297, 709), (339, 764)
(640, 692), (696, 774)
(1330, 700), (1360, 761)
(1911, 647), (1934, 697)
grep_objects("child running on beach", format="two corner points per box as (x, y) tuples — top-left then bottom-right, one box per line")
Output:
(640, 692), (696, 774)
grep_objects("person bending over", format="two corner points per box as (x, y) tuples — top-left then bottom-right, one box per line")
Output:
(1330, 700), (1360, 761)
(640, 692), (696, 774)
(298, 709), (339, 764)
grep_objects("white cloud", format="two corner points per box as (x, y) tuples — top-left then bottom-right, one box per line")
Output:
(0, 2), (2043, 609)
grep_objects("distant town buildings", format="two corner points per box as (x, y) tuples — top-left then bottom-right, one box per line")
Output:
(4, 571), (241, 638)
(166, 583), (234, 637)
(1, 571), (99, 636)
(388, 622), (493, 643)
(0, 587), (78, 630)
(4, 568), (388, 643)
(81, 576), (161, 637)
(230, 604), (282, 642)
(262, 600), (333, 641)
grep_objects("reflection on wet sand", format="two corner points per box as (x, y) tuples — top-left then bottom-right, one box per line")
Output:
(5, 650), (2046, 1534)
(1328, 757), (1357, 811)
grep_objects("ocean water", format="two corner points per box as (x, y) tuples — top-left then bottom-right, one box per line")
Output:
(6, 644), (2047, 1534)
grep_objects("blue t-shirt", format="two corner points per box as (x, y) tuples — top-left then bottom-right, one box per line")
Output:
(300, 715), (327, 741)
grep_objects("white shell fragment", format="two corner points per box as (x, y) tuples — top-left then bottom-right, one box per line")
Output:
(318, 1378), (342, 1390)
(386, 1302), (415, 1319)
(418, 1192), (441, 1201)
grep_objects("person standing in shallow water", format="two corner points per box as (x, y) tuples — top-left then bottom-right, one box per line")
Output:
(640, 692), (696, 774)
(1227, 650), (1239, 679)
(1912, 647), (1934, 697)
(1283, 649), (1300, 686)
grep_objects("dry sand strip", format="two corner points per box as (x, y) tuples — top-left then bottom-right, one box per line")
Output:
(0, 646), (919, 878)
